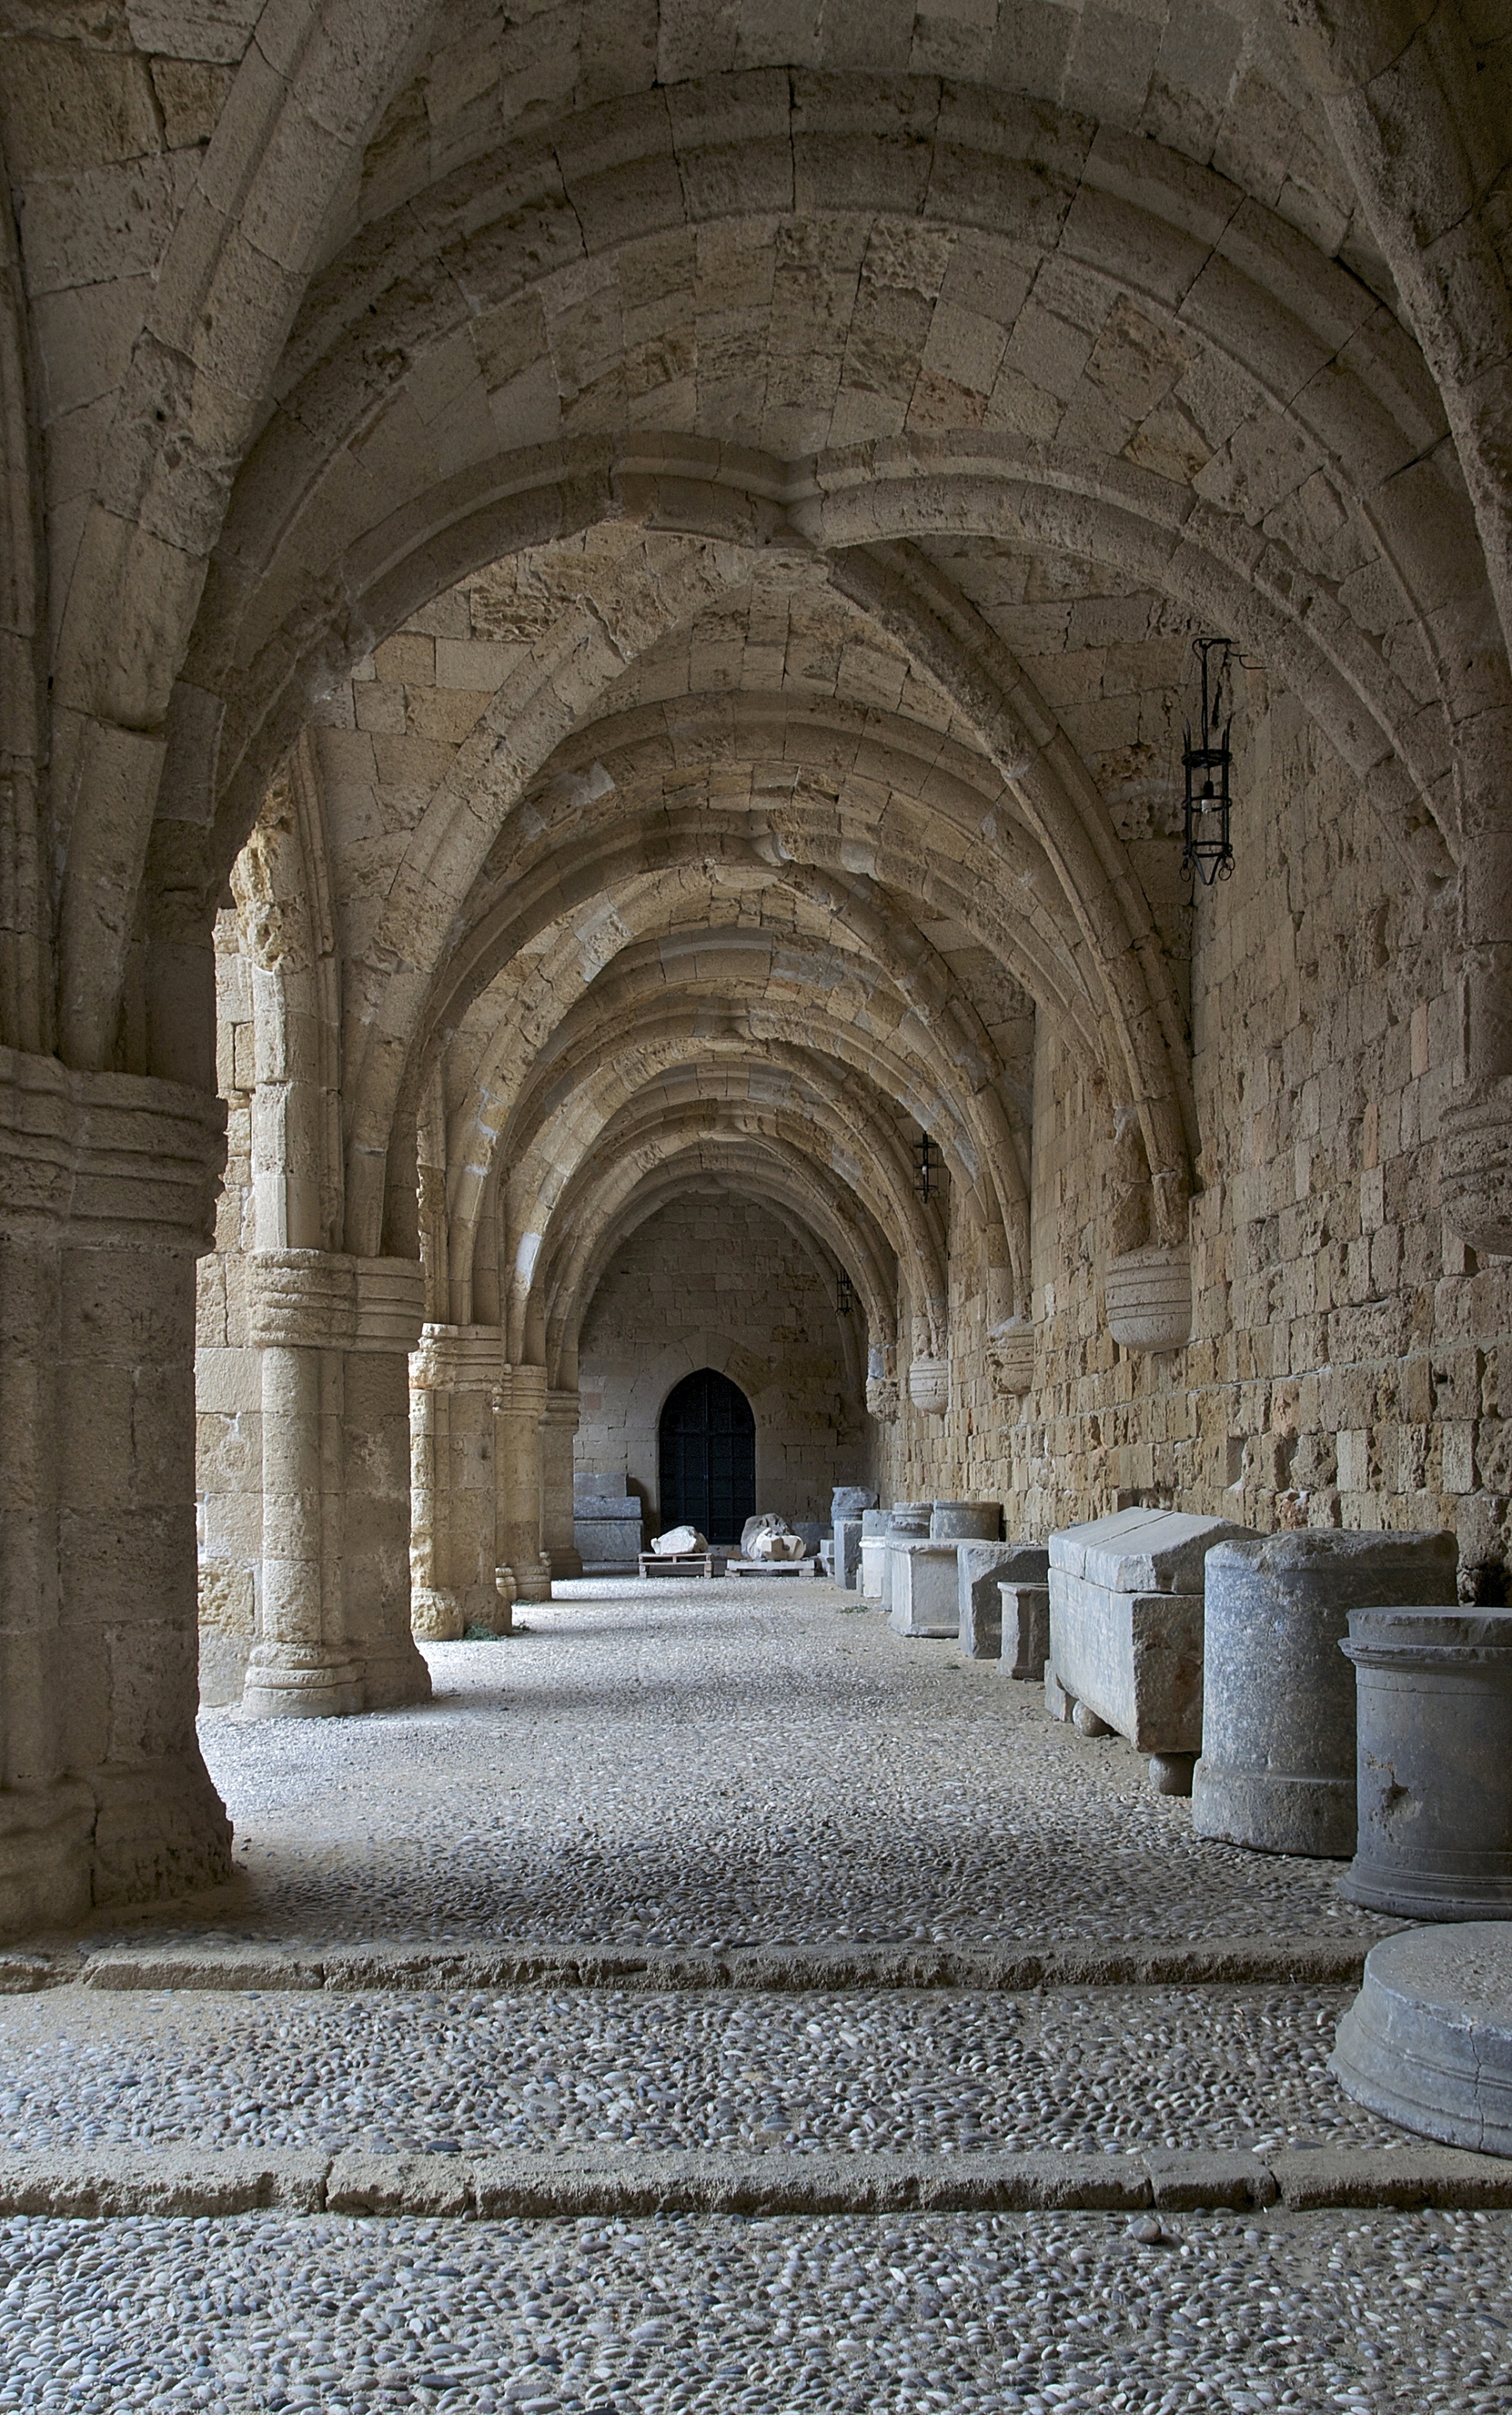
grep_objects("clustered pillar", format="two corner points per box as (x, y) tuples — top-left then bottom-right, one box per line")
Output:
(495, 1364), (553, 1606)
(541, 1388), (583, 1579)
(243, 1251), (431, 1716)
(0, 1048), (232, 1932)
(410, 1326), (513, 1639)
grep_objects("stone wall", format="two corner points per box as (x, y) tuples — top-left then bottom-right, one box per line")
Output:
(576, 1196), (869, 1528)
(873, 686), (1505, 1590)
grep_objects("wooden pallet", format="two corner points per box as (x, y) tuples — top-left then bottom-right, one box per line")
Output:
(728, 1556), (819, 1578)
(638, 1551), (717, 1578)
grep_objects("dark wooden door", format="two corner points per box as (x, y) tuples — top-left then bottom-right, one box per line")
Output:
(657, 1368), (756, 1545)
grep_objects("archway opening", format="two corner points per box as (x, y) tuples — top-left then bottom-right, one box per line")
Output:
(657, 1371), (757, 1547)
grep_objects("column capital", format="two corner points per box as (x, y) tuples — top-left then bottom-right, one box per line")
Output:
(495, 1363), (549, 1419)
(411, 1324), (506, 1390)
(0, 1044), (225, 1253)
(247, 1251), (425, 1352)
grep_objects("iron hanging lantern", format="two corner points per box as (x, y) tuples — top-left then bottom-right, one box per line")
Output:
(914, 1133), (940, 1203)
(836, 1270), (854, 1315)
(1181, 636), (1236, 885)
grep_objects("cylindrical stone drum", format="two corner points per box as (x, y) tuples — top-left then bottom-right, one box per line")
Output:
(1192, 1530), (1458, 1859)
(1340, 1607), (1512, 1918)
(887, 1502), (931, 1537)
(832, 1486), (876, 1519)
(930, 1501), (1001, 1541)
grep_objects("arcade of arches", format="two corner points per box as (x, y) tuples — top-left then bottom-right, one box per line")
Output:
(1, 1), (1511, 1939)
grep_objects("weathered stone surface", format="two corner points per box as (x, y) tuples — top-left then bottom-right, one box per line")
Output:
(955, 1541), (1047, 1657)
(1340, 1608), (1512, 1920)
(1194, 1530), (1458, 1860)
(931, 1500), (1001, 1541)
(1104, 1244), (1192, 1352)
(1048, 1510), (1255, 1783)
(1332, 1924), (1512, 2159)
(887, 1540), (961, 1638)
(832, 1514), (863, 1587)
(997, 1580), (1051, 1679)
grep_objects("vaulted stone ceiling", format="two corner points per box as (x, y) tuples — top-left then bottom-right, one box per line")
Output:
(6, 0), (1511, 1404)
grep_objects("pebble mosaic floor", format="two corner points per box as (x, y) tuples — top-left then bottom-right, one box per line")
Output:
(1, 2209), (1508, 2413)
(0, 1983), (1403, 2158)
(2, 1577), (1505, 2413)
(133, 1579), (1391, 1956)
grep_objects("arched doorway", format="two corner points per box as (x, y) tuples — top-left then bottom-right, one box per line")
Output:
(658, 1370), (757, 1545)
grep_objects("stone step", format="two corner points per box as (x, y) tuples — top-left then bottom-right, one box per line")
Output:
(0, 2144), (1508, 2221)
(3, 1931), (1378, 1996)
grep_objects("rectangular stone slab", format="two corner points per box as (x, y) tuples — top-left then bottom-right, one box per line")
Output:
(833, 1515), (862, 1588)
(1048, 1571), (1204, 1752)
(1050, 1508), (1254, 1595)
(998, 1581), (1051, 1680)
(957, 1542), (1050, 1656)
(888, 1540), (960, 1637)
(575, 1515), (643, 1562)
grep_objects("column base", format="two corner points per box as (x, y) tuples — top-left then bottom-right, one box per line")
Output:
(411, 1586), (467, 1642)
(242, 1649), (362, 1719)
(547, 1546), (584, 1579)
(361, 1637), (433, 1711)
(0, 1780), (96, 1938)
(500, 1556), (554, 1604)
(89, 1760), (234, 1908)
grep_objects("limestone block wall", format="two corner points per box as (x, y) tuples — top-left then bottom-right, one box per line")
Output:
(874, 688), (1504, 1590)
(575, 1197), (869, 1527)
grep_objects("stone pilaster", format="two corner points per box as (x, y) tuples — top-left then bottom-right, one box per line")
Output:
(0, 1046), (232, 1935)
(242, 1251), (430, 1716)
(541, 1388), (584, 1579)
(410, 1326), (510, 1638)
(495, 1364), (552, 1605)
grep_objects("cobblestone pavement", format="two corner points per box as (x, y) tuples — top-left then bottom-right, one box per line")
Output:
(159, 1582), (1388, 1954)
(0, 1984), (1403, 2158)
(3, 1578), (1502, 2413)
(1, 2208), (1508, 2413)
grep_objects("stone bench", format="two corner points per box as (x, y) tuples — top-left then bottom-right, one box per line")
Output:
(1047, 1508), (1255, 1793)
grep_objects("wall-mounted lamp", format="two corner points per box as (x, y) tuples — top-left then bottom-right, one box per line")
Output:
(914, 1133), (941, 1203)
(836, 1271), (854, 1315)
(1181, 636), (1236, 886)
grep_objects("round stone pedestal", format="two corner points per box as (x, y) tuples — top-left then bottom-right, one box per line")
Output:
(930, 1501), (1000, 1541)
(1340, 1608), (1512, 1918)
(1331, 1924), (1512, 2155)
(887, 1502), (931, 1537)
(1193, 1530), (1458, 1859)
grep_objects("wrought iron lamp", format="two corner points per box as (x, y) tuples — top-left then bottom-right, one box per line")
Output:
(836, 1270), (854, 1315)
(914, 1133), (940, 1203)
(1181, 636), (1236, 885)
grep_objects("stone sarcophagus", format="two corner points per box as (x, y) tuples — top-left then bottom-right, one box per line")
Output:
(1047, 1508), (1255, 1791)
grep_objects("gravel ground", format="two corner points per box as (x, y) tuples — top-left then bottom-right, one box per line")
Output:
(150, 1582), (1388, 1957)
(0, 1986), (1400, 2157)
(0, 2207), (1506, 2413)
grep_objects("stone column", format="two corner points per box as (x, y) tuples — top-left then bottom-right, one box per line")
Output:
(495, 1364), (552, 1605)
(243, 1251), (431, 1716)
(541, 1388), (583, 1579)
(0, 1047), (233, 1935)
(410, 1326), (510, 1639)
